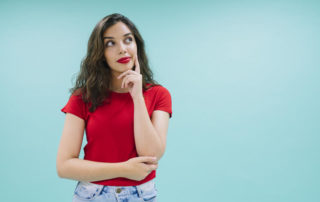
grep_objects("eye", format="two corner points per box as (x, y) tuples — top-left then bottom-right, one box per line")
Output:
(125, 37), (133, 43)
(105, 37), (133, 47)
(105, 41), (114, 47)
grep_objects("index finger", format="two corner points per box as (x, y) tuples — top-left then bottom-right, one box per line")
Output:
(134, 54), (140, 74)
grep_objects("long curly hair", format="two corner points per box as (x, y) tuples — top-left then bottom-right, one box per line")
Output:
(68, 13), (159, 112)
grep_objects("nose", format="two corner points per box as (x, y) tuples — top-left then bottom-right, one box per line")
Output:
(118, 41), (127, 54)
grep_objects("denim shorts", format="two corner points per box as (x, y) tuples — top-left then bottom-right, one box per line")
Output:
(72, 179), (157, 202)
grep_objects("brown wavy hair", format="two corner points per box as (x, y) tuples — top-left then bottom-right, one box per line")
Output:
(68, 13), (159, 113)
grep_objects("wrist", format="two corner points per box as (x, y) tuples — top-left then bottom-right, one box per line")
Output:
(132, 94), (144, 103)
(117, 161), (129, 178)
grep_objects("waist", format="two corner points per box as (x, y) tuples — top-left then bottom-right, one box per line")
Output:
(90, 170), (156, 186)
(78, 178), (155, 196)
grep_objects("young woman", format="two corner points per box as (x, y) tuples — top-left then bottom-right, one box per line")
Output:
(56, 13), (172, 202)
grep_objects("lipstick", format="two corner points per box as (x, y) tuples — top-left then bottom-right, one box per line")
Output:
(117, 57), (131, 64)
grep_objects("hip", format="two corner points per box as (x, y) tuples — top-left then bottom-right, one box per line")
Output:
(72, 179), (157, 202)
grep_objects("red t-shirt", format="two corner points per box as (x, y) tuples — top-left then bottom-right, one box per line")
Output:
(60, 83), (172, 186)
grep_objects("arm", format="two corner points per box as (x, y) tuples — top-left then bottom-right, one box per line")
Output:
(56, 113), (126, 182)
(133, 95), (170, 161)
(57, 158), (126, 182)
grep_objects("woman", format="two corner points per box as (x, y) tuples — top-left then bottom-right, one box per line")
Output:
(56, 13), (172, 202)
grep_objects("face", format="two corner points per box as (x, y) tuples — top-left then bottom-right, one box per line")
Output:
(103, 22), (137, 76)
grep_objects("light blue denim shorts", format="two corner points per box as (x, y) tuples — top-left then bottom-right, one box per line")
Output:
(72, 179), (157, 202)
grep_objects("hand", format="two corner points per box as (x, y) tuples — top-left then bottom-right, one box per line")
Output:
(117, 54), (143, 100)
(123, 156), (158, 181)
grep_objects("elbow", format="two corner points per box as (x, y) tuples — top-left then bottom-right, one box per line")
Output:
(56, 160), (66, 178)
(157, 136), (167, 161)
(56, 166), (64, 178)
(57, 167), (66, 179)
(155, 140), (166, 160)
(157, 145), (166, 161)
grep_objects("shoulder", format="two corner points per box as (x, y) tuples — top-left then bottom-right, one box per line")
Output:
(69, 88), (87, 102)
(154, 85), (171, 96)
(145, 84), (172, 100)
(67, 88), (88, 106)
(72, 88), (84, 96)
(146, 83), (170, 93)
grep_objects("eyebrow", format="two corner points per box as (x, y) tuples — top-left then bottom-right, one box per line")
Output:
(103, 33), (133, 40)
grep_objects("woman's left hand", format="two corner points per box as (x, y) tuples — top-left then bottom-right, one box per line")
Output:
(117, 54), (143, 100)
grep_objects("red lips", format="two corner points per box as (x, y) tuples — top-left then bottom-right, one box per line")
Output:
(117, 57), (131, 64)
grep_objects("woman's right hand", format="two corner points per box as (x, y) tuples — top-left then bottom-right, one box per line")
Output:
(122, 156), (158, 181)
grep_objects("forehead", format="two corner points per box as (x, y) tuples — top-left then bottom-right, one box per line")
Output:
(103, 22), (132, 37)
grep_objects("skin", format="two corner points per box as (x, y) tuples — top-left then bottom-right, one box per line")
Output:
(103, 22), (170, 160)
(118, 54), (169, 160)
(56, 21), (170, 182)
(103, 21), (137, 93)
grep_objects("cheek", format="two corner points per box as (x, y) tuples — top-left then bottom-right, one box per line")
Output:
(129, 45), (137, 55)
(104, 50), (109, 57)
(104, 52), (113, 63)
(128, 41), (137, 50)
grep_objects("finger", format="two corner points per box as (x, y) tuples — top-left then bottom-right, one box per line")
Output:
(121, 75), (127, 88)
(118, 70), (130, 80)
(123, 75), (135, 88)
(149, 164), (158, 171)
(118, 70), (139, 80)
(120, 74), (132, 88)
(139, 156), (157, 163)
(144, 162), (158, 166)
(134, 54), (140, 74)
(147, 158), (158, 165)
(121, 75), (129, 88)
(144, 161), (158, 165)
(122, 76), (127, 89)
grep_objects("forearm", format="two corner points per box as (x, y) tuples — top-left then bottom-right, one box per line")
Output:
(57, 158), (126, 182)
(133, 95), (163, 160)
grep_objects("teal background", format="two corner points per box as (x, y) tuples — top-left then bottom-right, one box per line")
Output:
(1, 0), (319, 201)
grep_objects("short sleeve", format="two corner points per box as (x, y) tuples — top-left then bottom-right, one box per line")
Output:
(154, 86), (173, 118)
(61, 93), (87, 121)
